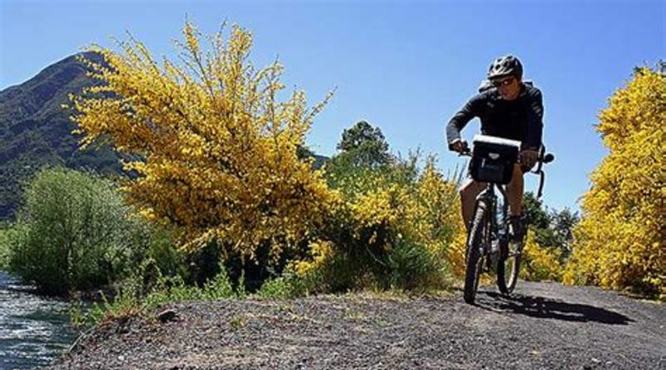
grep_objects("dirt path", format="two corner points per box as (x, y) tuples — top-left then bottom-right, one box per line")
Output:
(46, 282), (664, 369)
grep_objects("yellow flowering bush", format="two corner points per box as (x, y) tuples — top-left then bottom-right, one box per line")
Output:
(298, 155), (461, 291)
(520, 230), (563, 281)
(413, 161), (464, 256)
(446, 231), (468, 279)
(563, 67), (665, 298)
(70, 22), (335, 261)
(291, 239), (334, 278)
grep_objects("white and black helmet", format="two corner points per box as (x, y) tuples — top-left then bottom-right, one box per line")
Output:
(487, 55), (523, 80)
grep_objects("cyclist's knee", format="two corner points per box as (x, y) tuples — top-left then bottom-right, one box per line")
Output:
(512, 163), (524, 178)
(459, 179), (473, 196)
(508, 165), (524, 187)
(460, 179), (483, 199)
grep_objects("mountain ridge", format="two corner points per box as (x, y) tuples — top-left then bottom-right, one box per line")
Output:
(0, 52), (122, 220)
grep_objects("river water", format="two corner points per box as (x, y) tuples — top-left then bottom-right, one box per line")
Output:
(0, 271), (76, 369)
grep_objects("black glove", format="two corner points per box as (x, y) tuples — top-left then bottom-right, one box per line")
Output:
(520, 149), (538, 169)
(449, 139), (469, 154)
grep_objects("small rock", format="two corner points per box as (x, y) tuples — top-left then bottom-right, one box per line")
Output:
(158, 309), (178, 323)
(117, 326), (130, 334)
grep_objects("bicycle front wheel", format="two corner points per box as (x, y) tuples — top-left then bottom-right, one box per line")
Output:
(464, 203), (488, 304)
(496, 241), (522, 294)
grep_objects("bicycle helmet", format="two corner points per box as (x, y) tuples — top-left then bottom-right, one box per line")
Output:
(487, 55), (523, 80)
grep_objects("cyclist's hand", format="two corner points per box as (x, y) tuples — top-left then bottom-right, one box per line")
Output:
(520, 149), (539, 169)
(449, 139), (469, 154)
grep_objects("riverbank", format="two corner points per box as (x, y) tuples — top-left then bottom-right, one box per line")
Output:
(0, 271), (76, 370)
(46, 281), (664, 369)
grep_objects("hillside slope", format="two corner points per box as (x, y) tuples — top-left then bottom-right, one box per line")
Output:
(0, 52), (122, 220)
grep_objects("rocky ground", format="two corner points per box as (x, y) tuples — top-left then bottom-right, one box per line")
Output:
(45, 281), (665, 369)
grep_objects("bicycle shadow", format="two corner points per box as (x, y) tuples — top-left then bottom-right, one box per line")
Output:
(474, 291), (633, 325)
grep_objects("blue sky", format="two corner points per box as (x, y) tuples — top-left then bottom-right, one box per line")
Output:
(1, 0), (664, 212)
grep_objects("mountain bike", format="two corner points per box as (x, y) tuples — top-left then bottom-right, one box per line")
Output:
(460, 135), (554, 304)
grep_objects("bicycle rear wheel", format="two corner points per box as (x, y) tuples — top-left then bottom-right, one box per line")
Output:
(464, 203), (488, 304)
(496, 241), (522, 294)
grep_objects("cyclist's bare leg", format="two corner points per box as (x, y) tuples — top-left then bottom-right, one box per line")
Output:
(505, 164), (524, 216)
(460, 179), (487, 231)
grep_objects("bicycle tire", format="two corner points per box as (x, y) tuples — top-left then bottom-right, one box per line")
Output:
(496, 241), (522, 294)
(463, 203), (488, 304)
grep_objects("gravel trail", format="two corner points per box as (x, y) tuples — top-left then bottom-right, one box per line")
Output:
(45, 281), (665, 369)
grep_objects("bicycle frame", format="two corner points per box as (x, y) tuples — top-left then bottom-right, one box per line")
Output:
(468, 150), (552, 263)
(471, 183), (510, 260)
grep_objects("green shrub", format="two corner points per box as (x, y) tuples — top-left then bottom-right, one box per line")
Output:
(147, 229), (188, 279)
(5, 167), (138, 295)
(77, 267), (239, 327)
(256, 273), (307, 299)
(132, 225), (189, 288)
(0, 228), (10, 270)
(302, 152), (459, 293)
(383, 238), (447, 290)
(201, 268), (236, 299)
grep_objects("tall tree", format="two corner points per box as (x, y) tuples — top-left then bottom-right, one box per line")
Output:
(522, 192), (550, 230)
(522, 192), (578, 256)
(335, 120), (391, 168)
(549, 208), (579, 255)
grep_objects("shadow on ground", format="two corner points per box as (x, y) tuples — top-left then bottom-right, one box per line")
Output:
(474, 291), (633, 325)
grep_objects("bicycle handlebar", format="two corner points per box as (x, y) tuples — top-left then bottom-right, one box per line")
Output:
(532, 149), (554, 199)
(455, 146), (555, 200)
(458, 148), (555, 164)
(455, 148), (554, 167)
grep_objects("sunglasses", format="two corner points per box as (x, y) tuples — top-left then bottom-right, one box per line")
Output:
(492, 77), (515, 87)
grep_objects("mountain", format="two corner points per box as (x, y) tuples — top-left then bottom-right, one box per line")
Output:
(0, 53), (329, 220)
(0, 52), (123, 220)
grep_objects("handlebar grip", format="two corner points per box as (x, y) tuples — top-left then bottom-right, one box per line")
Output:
(542, 153), (555, 164)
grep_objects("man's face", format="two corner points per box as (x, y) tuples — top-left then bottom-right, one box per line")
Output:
(492, 75), (521, 101)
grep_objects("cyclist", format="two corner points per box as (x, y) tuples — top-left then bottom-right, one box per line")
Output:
(445, 55), (544, 242)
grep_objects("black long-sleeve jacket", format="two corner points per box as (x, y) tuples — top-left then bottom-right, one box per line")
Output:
(446, 84), (544, 149)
